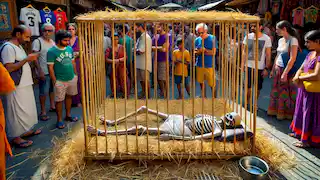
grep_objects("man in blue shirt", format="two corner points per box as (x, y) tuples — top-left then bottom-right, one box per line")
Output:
(195, 23), (217, 98)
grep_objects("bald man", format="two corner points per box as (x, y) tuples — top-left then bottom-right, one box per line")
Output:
(1, 25), (41, 148)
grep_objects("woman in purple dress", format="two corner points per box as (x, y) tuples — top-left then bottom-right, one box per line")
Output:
(291, 30), (320, 148)
(68, 23), (82, 107)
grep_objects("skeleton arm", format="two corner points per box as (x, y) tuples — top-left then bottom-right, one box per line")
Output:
(100, 106), (169, 126)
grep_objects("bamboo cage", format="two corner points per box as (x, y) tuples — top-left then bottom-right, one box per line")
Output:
(75, 10), (260, 160)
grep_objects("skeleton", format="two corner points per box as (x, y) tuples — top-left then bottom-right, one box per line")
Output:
(87, 106), (241, 141)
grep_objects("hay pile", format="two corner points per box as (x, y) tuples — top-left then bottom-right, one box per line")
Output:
(75, 10), (259, 22)
(88, 98), (251, 157)
(49, 128), (295, 180)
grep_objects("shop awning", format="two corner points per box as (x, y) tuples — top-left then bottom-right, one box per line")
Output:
(226, 0), (259, 6)
(197, 0), (226, 11)
(106, 0), (137, 11)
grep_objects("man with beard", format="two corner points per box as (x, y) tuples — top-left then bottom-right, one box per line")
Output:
(47, 30), (79, 129)
(135, 23), (152, 99)
(152, 23), (171, 98)
(32, 23), (56, 121)
(241, 19), (272, 102)
(1, 25), (41, 148)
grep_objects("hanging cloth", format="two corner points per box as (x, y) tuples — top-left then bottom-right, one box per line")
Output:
(292, 8), (305, 27)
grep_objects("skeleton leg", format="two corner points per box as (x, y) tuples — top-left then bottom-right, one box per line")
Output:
(87, 125), (165, 136)
(100, 106), (169, 126)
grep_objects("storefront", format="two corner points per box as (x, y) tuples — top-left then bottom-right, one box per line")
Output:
(227, 0), (320, 31)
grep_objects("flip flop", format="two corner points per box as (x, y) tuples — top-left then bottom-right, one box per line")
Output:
(22, 129), (42, 138)
(293, 141), (310, 148)
(56, 121), (65, 129)
(64, 116), (79, 122)
(13, 140), (33, 148)
(39, 114), (50, 121)
(49, 108), (56, 112)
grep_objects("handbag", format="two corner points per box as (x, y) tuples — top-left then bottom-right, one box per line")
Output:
(300, 71), (320, 93)
(281, 39), (308, 76)
(0, 43), (23, 86)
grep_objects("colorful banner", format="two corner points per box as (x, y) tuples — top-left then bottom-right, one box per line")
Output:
(0, 2), (11, 32)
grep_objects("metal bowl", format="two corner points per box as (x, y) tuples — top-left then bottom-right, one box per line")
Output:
(239, 156), (269, 180)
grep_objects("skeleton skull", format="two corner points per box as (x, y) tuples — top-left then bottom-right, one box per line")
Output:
(224, 112), (241, 127)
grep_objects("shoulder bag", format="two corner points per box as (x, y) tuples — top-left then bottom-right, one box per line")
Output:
(281, 39), (309, 76)
(0, 43), (23, 86)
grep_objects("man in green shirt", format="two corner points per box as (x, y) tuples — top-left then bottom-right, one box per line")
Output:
(118, 24), (134, 91)
(47, 30), (78, 129)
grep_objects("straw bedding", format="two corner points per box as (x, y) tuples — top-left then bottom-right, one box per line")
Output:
(86, 98), (253, 157)
(50, 128), (295, 180)
(75, 10), (260, 22)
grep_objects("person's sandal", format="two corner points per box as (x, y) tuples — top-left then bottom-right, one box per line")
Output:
(22, 129), (42, 138)
(293, 141), (310, 148)
(64, 116), (79, 122)
(56, 121), (65, 129)
(39, 114), (50, 121)
(13, 140), (33, 148)
(49, 108), (56, 112)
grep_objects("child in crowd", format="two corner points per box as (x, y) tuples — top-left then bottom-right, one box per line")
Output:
(173, 38), (191, 99)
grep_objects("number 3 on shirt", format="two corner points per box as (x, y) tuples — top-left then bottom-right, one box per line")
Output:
(28, 16), (35, 27)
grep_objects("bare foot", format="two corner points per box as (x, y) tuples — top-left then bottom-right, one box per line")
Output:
(293, 141), (310, 148)
(87, 125), (105, 136)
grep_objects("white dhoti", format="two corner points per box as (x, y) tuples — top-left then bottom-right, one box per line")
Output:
(4, 85), (38, 139)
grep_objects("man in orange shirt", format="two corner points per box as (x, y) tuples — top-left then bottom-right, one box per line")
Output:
(0, 62), (15, 179)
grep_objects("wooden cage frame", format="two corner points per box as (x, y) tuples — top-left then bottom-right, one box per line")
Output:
(76, 10), (260, 160)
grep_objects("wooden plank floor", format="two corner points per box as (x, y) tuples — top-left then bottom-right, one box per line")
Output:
(262, 130), (320, 180)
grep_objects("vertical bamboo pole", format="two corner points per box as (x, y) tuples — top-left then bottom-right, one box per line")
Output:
(236, 23), (241, 114)
(181, 23), (186, 152)
(232, 22), (237, 152)
(218, 23), (222, 98)
(222, 22), (227, 152)
(244, 23), (249, 148)
(166, 24), (169, 114)
(171, 22), (175, 99)
(123, 23), (129, 153)
(252, 20), (259, 154)
(133, 22), (139, 154)
(211, 22), (216, 153)
(240, 22), (244, 120)
(154, 23), (158, 98)
(78, 22), (89, 156)
(227, 23), (231, 110)
(111, 22), (119, 154)
(250, 23), (254, 131)
(200, 23), (205, 155)
(154, 23), (160, 154)
(144, 23), (149, 155)
(192, 22), (196, 140)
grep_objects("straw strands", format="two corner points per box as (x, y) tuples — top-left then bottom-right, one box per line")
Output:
(75, 10), (260, 22)
(49, 127), (295, 180)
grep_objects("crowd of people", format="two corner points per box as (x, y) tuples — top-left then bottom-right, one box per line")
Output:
(1, 15), (320, 179)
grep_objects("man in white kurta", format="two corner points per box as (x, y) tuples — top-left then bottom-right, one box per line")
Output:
(1, 25), (40, 147)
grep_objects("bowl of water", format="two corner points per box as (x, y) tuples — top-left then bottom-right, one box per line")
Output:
(239, 156), (269, 180)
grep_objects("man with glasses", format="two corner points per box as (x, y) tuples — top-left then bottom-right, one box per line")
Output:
(195, 23), (217, 98)
(32, 23), (56, 121)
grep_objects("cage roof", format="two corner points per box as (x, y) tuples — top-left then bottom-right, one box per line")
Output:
(75, 10), (259, 22)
